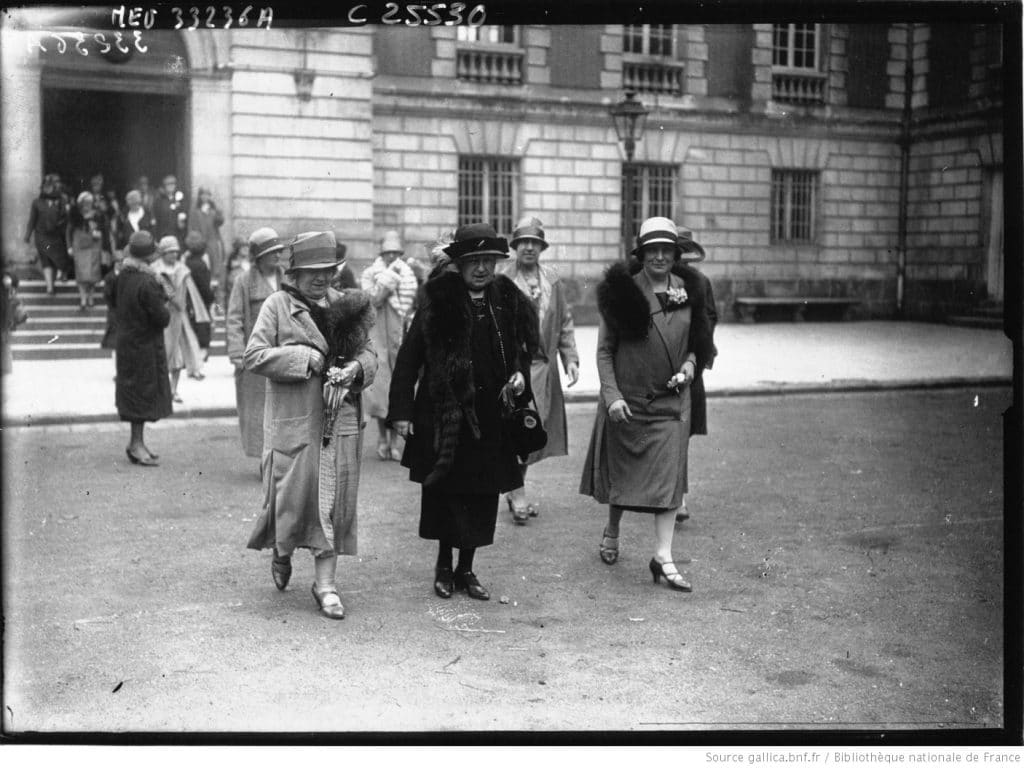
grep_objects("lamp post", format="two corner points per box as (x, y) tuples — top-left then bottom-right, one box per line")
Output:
(609, 92), (649, 255)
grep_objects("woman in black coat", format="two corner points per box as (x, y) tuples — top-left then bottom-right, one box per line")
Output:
(389, 223), (539, 601)
(114, 231), (173, 466)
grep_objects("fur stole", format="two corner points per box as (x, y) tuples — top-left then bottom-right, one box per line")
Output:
(596, 260), (714, 368)
(323, 289), (375, 364)
(418, 271), (539, 485)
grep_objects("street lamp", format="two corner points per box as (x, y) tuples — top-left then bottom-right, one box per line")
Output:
(609, 91), (649, 254)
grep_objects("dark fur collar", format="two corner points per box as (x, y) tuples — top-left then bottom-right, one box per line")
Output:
(417, 271), (538, 485)
(597, 261), (707, 341)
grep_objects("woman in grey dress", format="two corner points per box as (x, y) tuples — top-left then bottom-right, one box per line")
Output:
(579, 217), (714, 592)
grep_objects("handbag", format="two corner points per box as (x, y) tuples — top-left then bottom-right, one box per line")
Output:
(490, 302), (547, 458)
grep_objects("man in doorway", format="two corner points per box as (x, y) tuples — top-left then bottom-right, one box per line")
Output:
(153, 174), (188, 247)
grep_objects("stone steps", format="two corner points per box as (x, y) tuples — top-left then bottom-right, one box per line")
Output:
(11, 280), (227, 361)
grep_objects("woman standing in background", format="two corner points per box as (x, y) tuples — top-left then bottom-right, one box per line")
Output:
(360, 230), (418, 461)
(226, 227), (286, 465)
(500, 217), (579, 525)
(154, 235), (204, 402)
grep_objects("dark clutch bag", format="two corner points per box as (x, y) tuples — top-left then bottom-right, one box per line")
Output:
(501, 387), (547, 459)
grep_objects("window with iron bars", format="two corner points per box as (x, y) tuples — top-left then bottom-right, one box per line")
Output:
(621, 164), (678, 241)
(623, 24), (674, 56)
(458, 157), (520, 237)
(771, 169), (818, 243)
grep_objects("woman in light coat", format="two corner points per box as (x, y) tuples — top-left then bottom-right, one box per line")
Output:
(244, 231), (377, 620)
(579, 217), (714, 593)
(226, 227), (286, 462)
(360, 230), (418, 460)
(501, 217), (579, 524)
(153, 235), (207, 401)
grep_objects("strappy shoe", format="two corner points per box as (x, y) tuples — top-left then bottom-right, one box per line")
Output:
(599, 527), (619, 565)
(506, 497), (529, 526)
(648, 558), (692, 592)
(311, 584), (345, 619)
(454, 570), (490, 600)
(527, 502), (539, 518)
(125, 447), (158, 466)
(390, 446), (403, 462)
(271, 550), (292, 591)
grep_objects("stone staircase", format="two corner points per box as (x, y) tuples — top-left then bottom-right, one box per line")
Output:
(10, 280), (227, 361)
(946, 300), (1004, 330)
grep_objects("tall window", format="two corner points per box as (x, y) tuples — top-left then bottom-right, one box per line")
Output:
(622, 25), (683, 95)
(457, 26), (518, 45)
(771, 23), (826, 104)
(772, 23), (820, 69)
(623, 24), (674, 56)
(458, 157), (519, 236)
(622, 164), (678, 240)
(771, 170), (818, 243)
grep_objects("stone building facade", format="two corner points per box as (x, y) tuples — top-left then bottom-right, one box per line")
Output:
(1, 18), (1007, 322)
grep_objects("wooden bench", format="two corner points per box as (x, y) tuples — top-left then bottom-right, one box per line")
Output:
(734, 296), (860, 323)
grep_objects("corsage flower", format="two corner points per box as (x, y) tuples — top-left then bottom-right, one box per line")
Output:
(665, 285), (689, 307)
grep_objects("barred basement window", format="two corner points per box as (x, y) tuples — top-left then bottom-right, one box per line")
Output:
(622, 163), (678, 240)
(458, 157), (520, 237)
(771, 170), (818, 243)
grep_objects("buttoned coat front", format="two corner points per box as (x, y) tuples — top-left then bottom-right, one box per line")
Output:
(243, 287), (378, 556)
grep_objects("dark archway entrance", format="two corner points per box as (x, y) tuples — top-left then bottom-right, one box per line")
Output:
(38, 30), (191, 202)
(42, 88), (187, 199)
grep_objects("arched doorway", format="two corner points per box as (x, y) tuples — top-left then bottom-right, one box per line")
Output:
(39, 31), (191, 202)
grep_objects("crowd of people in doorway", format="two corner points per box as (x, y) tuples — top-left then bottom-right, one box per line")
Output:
(24, 170), (226, 399)
(107, 208), (717, 620)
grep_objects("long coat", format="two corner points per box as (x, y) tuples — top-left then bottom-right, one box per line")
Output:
(243, 287), (378, 556)
(226, 266), (284, 457)
(389, 272), (538, 494)
(113, 261), (173, 423)
(155, 261), (204, 375)
(188, 203), (225, 279)
(26, 196), (69, 272)
(360, 257), (418, 419)
(580, 264), (714, 510)
(502, 262), (578, 463)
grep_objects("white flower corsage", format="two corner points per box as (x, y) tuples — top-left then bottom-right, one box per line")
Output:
(665, 285), (689, 307)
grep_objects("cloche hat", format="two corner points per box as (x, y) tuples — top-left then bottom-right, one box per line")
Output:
(510, 216), (548, 251)
(288, 231), (341, 271)
(157, 235), (181, 254)
(248, 227), (285, 261)
(184, 230), (206, 254)
(631, 216), (682, 257)
(442, 222), (510, 261)
(379, 230), (404, 254)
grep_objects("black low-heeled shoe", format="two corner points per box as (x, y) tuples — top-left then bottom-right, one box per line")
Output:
(271, 549), (292, 591)
(454, 570), (490, 601)
(434, 566), (455, 599)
